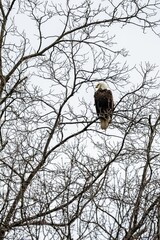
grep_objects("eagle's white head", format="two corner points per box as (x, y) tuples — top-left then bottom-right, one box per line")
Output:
(95, 82), (109, 90)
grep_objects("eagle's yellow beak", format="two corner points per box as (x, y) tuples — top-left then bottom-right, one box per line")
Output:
(95, 83), (99, 89)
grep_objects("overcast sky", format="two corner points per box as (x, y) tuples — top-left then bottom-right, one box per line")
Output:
(110, 24), (160, 68)
(14, 1), (160, 101)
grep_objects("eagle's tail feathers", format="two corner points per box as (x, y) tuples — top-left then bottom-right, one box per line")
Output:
(100, 117), (110, 130)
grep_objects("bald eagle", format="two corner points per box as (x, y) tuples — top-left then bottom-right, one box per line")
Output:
(94, 82), (114, 130)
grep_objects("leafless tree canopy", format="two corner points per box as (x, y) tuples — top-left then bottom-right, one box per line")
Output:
(0, 0), (160, 239)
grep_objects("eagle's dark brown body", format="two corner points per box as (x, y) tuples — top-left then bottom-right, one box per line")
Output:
(94, 88), (114, 129)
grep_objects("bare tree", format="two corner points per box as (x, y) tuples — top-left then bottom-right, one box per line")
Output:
(0, 0), (160, 239)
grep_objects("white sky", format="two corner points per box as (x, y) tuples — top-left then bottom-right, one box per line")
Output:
(113, 25), (160, 66)
(14, 1), (160, 75)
